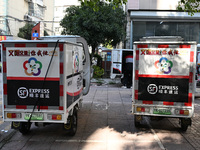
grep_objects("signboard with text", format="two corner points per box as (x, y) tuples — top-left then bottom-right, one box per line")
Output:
(138, 77), (189, 102)
(6, 47), (60, 106)
(137, 47), (191, 103)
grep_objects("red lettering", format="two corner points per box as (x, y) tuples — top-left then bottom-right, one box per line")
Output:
(162, 50), (167, 55)
(31, 50), (36, 56)
(19, 51), (24, 56)
(156, 50), (160, 55)
(37, 50), (42, 56)
(146, 50), (151, 55)
(151, 50), (156, 55)
(24, 51), (29, 56)
(8, 50), (14, 56)
(168, 50), (173, 55)
(15, 50), (20, 56)
(174, 50), (179, 55)
(141, 50), (145, 55)
(43, 51), (48, 56)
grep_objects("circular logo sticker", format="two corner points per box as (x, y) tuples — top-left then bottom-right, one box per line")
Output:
(17, 87), (29, 99)
(147, 84), (158, 94)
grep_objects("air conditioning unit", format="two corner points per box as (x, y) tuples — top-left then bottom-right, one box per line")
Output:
(25, 0), (33, 3)
(24, 15), (32, 21)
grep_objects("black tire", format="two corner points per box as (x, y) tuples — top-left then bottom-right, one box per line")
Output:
(134, 115), (141, 127)
(19, 122), (31, 135)
(181, 119), (189, 132)
(121, 78), (125, 86)
(135, 121), (140, 127)
(181, 123), (188, 131)
(64, 109), (78, 136)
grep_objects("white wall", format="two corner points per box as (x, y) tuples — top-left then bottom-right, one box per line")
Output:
(1, 0), (54, 36)
(128, 0), (179, 10)
(7, 0), (28, 36)
(44, 0), (54, 35)
(53, 0), (80, 35)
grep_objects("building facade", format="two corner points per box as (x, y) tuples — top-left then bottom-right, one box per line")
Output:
(126, 0), (200, 49)
(53, 0), (80, 35)
(0, 0), (54, 37)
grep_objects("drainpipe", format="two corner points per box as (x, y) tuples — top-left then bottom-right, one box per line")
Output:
(3, 0), (8, 34)
(130, 20), (133, 49)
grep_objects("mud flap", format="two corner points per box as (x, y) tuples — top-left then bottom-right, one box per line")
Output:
(11, 122), (21, 130)
(134, 115), (142, 127)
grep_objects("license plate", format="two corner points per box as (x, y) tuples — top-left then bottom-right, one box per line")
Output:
(153, 108), (171, 115)
(24, 113), (44, 120)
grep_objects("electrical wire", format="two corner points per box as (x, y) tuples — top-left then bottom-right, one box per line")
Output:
(28, 40), (59, 123)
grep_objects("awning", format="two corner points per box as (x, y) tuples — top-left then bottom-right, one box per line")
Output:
(130, 11), (200, 22)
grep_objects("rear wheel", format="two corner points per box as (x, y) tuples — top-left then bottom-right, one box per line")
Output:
(19, 122), (31, 135)
(181, 123), (188, 131)
(64, 108), (78, 136)
(134, 115), (141, 127)
(180, 118), (191, 132)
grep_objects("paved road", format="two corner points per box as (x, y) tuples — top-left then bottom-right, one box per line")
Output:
(0, 82), (200, 149)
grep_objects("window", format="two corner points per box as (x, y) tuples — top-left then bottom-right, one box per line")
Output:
(107, 54), (111, 61)
(133, 22), (200, 43)
(28, 3), (44, 19)
(55, 27), (59, 32)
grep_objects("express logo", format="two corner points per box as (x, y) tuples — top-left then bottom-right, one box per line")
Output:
(147, 84), (158, 94)
(74, 53), (79, 73)
(154, 57), (173, 74)
(17, 87), (28, 99)
(23, 57), (42, 76)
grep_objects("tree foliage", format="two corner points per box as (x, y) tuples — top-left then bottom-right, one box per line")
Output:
(18, 23), (34, 40)
(78, 0), (127, 11)
(44, 30), (49, 36)
(18, 23), (49, 40)
(60, 2), (126, 53)
(177, 0), (200, 15)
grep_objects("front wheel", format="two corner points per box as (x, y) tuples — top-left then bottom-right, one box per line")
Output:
(64, 109), (78, 136)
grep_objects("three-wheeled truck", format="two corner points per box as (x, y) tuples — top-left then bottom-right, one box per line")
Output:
(1, 36), (91, 135)
(132, 36), (196, 131)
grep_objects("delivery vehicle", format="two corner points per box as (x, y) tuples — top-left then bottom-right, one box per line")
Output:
(196, 44), (200, 85)
(132, 36), (196, 131)
(1, 36), (91, 135)
(110, 49), (133, 86)
(38, 35), (91, 95)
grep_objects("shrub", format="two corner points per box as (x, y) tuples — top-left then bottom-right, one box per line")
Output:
(92, 65), (104, 78)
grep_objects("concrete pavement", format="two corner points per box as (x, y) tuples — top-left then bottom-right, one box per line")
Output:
(1, 79), (200, 149)
(195, 86), (200, 97)
(80, 81), (200, 150)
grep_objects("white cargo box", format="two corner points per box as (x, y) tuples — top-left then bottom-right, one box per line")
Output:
(1, 39), (90, 135)
(132, 36), (196, 131)
(110, 49), (133, 79)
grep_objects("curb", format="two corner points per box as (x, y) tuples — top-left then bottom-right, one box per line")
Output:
(0, 122), (16, 149)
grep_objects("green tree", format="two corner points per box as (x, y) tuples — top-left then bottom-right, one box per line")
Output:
(60, 2), (126, 53)
(18, 23), (34, 40)
(44, 30), (49, 36)
(177, 0), (200, 15)
(18, 23), (49, 40)
(78, 0), (127, 10)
